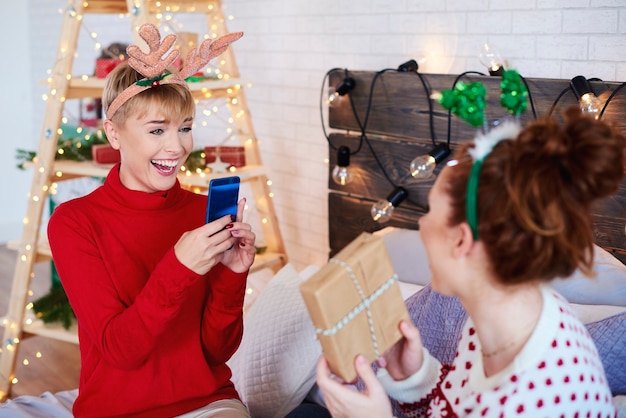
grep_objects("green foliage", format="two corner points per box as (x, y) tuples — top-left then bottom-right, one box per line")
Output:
(31, 286), (76, 330)
(15, 124), (206, 172)
(15, 125), (109, 169)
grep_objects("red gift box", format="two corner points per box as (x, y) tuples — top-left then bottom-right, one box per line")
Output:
(95, 58), (125, 79)
(91, 144), (120, 164)
(204, 146), (246, 168)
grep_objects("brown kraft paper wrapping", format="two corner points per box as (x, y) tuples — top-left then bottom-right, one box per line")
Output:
(300, 232), (411, 382)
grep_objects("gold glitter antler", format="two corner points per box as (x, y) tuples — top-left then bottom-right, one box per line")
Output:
(178, 31), (244, 80)
(126, 24), (179, 78)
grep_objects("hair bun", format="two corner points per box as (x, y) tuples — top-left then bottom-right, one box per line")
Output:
(561, 107), (625, 202)
(514, 107), (625, 204)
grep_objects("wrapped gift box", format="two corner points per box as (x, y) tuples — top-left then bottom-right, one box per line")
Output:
(204, 146), (246, 168)
(95, 58), (125, 78)
(91, 144), (120, 164)
(300, 232), (410, 382)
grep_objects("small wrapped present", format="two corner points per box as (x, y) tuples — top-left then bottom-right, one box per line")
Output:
(300, 232), (410, 382)
(91, 144), (120, 164)
(95, 58), (124, 78)
(204, 146), (246, 168)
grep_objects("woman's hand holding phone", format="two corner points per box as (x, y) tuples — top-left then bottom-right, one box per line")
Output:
(219, 197), (256, 273)
(174, 198), (256, 276)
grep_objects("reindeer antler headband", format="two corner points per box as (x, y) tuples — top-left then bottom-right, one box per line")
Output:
(106, 23), (243, 120)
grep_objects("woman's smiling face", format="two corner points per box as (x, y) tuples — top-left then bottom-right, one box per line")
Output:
(107, 103), (194, 193)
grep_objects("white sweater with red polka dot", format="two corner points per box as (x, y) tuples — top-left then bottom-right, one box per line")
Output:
(378, 286), (616, 418)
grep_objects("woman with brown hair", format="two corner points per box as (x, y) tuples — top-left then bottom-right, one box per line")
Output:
(317, 108), (624, 417)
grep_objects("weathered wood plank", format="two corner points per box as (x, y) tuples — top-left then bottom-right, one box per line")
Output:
(327, 70), (626, 263)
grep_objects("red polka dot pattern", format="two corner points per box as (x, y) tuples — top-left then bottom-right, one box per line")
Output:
(399, 288), (616, 418)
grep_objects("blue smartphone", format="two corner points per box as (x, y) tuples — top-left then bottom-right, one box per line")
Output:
(206, 176), (241, 223)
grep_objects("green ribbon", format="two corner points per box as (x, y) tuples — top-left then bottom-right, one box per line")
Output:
(136, 73), (169, 87)
(439, 81), (487, 128)
(185, 75), (205, 82)
(500, 69), (528, 115)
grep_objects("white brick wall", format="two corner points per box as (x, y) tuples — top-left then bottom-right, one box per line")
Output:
(1, 0), (624, 271)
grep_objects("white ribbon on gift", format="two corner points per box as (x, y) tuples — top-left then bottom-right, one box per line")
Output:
(315, 258), (399, 358)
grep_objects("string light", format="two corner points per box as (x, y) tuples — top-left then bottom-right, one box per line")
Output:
(4, 9), (268, 395)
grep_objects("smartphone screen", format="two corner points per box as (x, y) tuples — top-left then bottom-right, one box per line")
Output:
(206, 176), (241, 223)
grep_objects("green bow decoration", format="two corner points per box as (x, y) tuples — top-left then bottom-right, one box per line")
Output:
(438, 81), (487, 128)
(500, 69), (528, 115)
(136, 72), (170, 86)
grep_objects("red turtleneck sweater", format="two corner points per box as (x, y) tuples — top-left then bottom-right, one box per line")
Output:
(47, 164), (247, 417)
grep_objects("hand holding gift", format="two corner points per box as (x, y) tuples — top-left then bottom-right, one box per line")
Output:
(300, 232), (411, 382)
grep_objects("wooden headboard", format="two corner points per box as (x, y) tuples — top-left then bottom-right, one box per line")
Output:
(326, 70), (626, 264)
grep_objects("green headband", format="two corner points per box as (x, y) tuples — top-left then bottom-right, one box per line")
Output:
(466, 159), (484, 240)
(466, 120), (522, 241)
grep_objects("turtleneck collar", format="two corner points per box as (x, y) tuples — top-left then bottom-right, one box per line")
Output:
(102, 163), (185, 211)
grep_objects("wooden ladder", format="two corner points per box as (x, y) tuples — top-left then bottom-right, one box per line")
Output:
(0, 0), (286, 400)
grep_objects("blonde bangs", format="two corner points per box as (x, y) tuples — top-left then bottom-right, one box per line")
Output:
(118, 84), (195, 123)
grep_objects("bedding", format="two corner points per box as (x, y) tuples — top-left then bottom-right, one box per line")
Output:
(373, 227), (626, 307)
(227, 264), (322, 418)
(2, 228), (625, 416)
(551, 243), (626, 307)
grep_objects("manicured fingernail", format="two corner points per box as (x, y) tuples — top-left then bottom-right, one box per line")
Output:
(225, 223), (234, 229)
(231, 230), (240, 235)
(239, 242), (246, 247)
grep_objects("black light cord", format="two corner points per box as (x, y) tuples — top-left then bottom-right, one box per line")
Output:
(547, 86), (572, 117)
(320, 67), (356, 152)
(520, 75), (537, 119)
(599, 81), (626, 119)
(410, 71), (438, 147)
(347, 66), (436, 209)
(347, 68), (398, 188)
(319, 67), (341, 149)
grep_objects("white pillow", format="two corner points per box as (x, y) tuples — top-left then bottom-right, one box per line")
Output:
(374, 227), (431, 286)
(227, 264), (322, 418)
(551, 244), (626, 307)
(375, 227), (626, 307)
(242, 267), (275, 313)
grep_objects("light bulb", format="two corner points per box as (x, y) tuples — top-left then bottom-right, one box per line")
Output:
(410, 154), (436, 179)
(371, 200), (395, 223)
(327, 91), (339, 105)
(331, 146), (354, 185)
(578, 93), (602, 116)
(410, 143), (450, 179)
(370, 187), (408, 223)
(570, 75), (602, 118)
(332, 166), (353, 185)
(479, 43), (504, 76)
